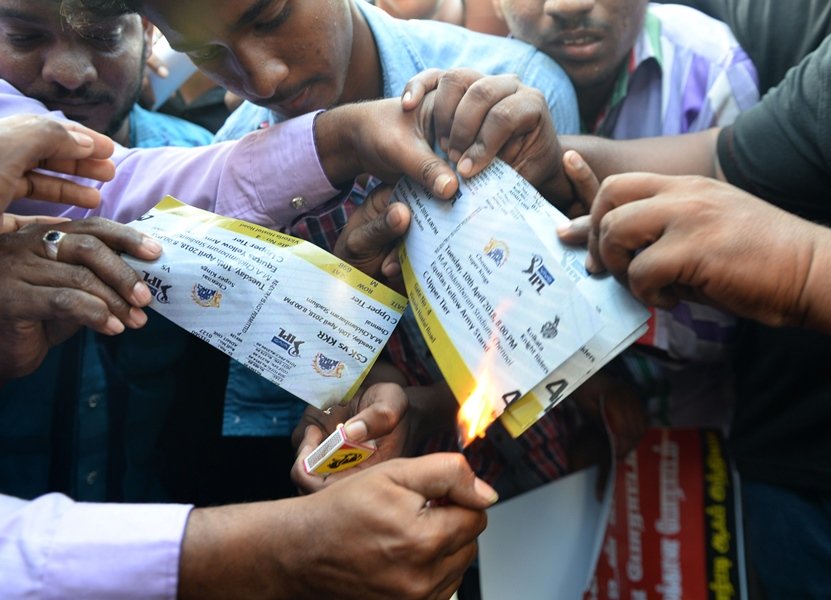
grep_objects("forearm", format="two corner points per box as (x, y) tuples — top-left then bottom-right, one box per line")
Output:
(178, 500), (305, 600)
(562, 129), (723, 181)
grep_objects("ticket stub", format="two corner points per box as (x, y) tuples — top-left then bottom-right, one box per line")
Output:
(123, 197), (407, 411)
(303, 423), (377, 476)
(395, 162), (603, 409)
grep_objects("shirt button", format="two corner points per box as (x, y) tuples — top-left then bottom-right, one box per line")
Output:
(87, 394), (102, 409)
(290, 196), (306, 210)
(86, 470), (98, 485)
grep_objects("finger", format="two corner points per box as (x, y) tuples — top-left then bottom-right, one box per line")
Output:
(431, 69), (495, 156)
(625, 243), (685, 309)
(420, 503), (487, 560)
(457, 88), (552, 182)
(390, 453), (498, 509)
(59, 217), (163, 262)
(428, 543), (479, 595)
(381, 247), (403, 280)
(401, 67), (446, 111)
(9, 283), (126, 336)
(41, 156), (116, 183)
(563, 150), (600, 212)
(58, 121), (116, 160)
(337, 188), (410, 265)
(292, 425), (328, 494)
(41, 221), (162, 308)
(556, 215), (591, 246)
(588, 172), (669, 273)
(343, 382), (408, 442)
(24, 258), (146, 330)
(146, 52), (169, 78)
(445, 74), (524, 170)
(16, 172), (102, 208)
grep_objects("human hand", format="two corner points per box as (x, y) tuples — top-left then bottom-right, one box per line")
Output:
(333, 185), (409, 293)
(315, 95), (459, 200)
(0, 114), (115, 213)
(292, 363), (412, 494)
(0, 217), (162, 379)
(400, 68), (570, 206)
(181, 453), (496, 600)
(575, 172), (822, 328)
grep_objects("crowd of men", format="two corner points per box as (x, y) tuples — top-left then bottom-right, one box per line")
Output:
(1, 0), (830, 598)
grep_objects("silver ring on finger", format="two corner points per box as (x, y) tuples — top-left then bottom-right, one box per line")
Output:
(42, 230), (67, 261)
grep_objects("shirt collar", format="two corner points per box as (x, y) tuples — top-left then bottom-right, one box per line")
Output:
(585, 10), (663, 132)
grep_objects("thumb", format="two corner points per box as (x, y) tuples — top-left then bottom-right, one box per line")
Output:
(343, 382), (408, 442)
(390, 453), (499, 509)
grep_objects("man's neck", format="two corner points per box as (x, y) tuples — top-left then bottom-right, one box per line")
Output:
(338, 1), (383, 105)
(577, 78), (618, 131)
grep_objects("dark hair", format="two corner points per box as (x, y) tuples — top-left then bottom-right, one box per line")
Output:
(60, 0), (141, 27)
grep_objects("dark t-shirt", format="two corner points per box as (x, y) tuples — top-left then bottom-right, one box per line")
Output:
(655, 0), (831, 92)
(717, 36), (831, 491)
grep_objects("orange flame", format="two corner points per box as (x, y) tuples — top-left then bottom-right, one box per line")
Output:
(457, 368), (500, 448)
(456, 297), (517, 448)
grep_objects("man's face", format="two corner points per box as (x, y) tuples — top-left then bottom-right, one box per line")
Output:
(0, 0), (150, 136)
(494, 0), (647, 94)
(140, 0), (355, 119)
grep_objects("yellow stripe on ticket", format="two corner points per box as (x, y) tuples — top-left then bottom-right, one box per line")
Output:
(500, 391), (546, 438)
(400, 246), (475, 404)
(155, 197), (406, 313)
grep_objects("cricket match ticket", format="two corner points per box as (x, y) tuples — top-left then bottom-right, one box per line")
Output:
(395, 161), (603, 409)
(123, 197), (407, 411)
(396, 160), (649, 436)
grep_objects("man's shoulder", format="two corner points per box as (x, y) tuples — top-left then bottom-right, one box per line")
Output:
(130, 105), (213, 148)
(363, 0), (557, 78)
(647, 3), (745, 62)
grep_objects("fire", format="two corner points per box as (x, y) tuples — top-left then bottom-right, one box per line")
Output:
(457, 369), (499, 448)
(456, 299), (516, 447)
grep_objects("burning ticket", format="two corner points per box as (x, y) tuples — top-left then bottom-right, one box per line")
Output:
(303, 424), (377, 476)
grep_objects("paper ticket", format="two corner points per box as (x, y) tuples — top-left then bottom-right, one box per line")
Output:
(123, 197), (407, 411)
(487, 173), (651, 437)
(395, 164), (603, 408)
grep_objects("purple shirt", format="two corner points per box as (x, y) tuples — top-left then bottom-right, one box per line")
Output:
(1, 80), (338, 227)
(0, 493), (190, 598)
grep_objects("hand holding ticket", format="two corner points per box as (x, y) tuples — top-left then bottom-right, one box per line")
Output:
(122, 197), (407, 411)
(395, 160), (649, 440)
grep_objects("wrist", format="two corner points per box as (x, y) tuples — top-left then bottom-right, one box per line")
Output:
(313, 107), (363, 188)
(178, 502), (297, 600)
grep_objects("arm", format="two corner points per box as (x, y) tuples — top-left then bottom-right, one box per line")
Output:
(0, 492), (190, 599)
(560, 129), (724, 183)
(180, 454), (496, 600)
(4, 84), (461, 226)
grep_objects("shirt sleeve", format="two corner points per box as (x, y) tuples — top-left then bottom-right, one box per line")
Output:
(0, 492), (191, 600)
(716, 35), (831, 221)
(1, 81), (338, 227)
